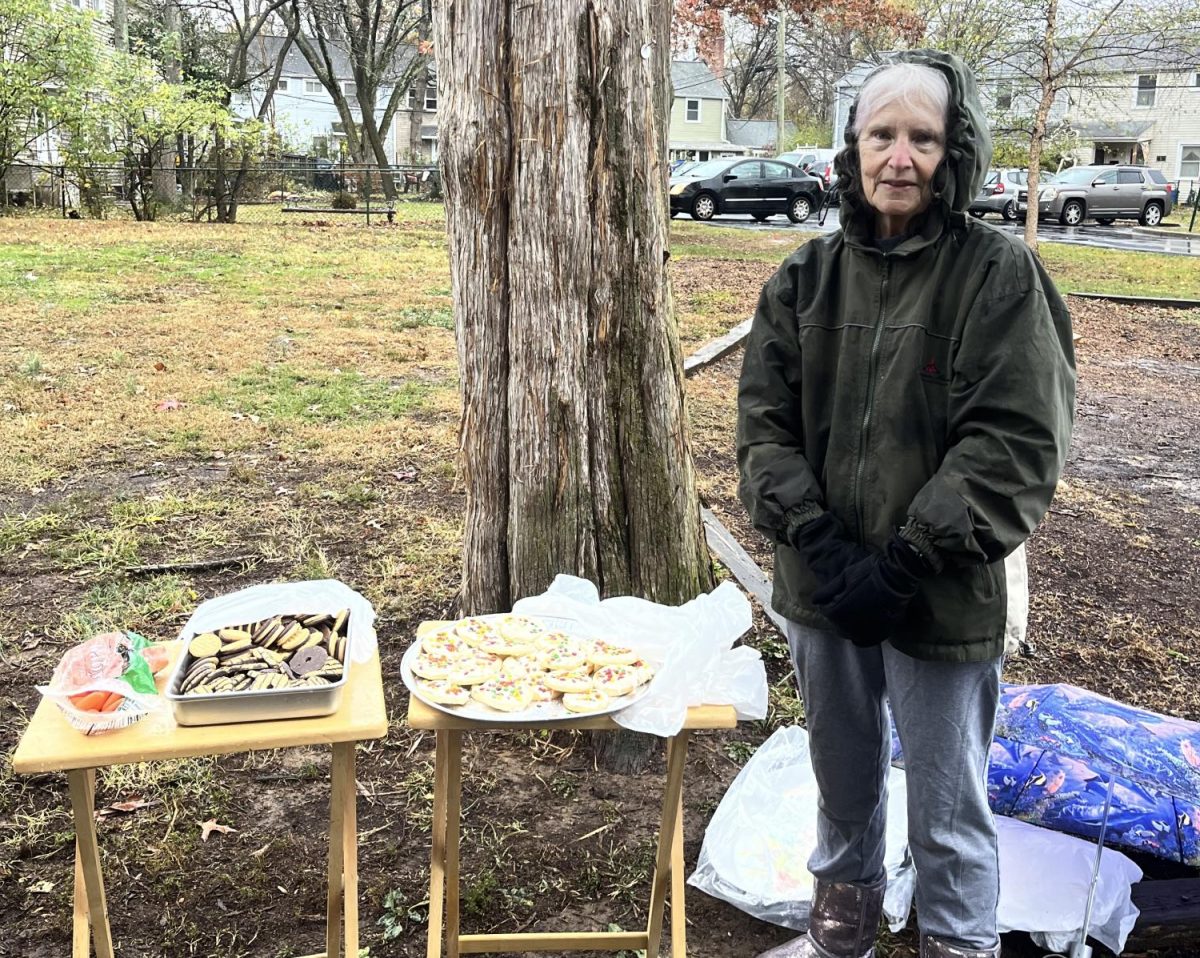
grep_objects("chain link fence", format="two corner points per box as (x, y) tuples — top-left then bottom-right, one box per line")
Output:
(1, 160), (442, 224)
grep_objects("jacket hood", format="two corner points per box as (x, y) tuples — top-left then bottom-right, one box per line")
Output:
(834, 49), (993, 231)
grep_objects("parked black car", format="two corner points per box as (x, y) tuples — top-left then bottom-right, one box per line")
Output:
(669, 158), (823, 223)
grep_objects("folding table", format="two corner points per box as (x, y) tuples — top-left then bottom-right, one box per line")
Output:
(407, 695), (738, 958)
(12, 643), (388, 958)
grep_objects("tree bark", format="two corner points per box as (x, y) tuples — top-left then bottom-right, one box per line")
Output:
(435, 1), (714, 769)
(155, 0), (182, 206)
(1024, 0), (1058, 254)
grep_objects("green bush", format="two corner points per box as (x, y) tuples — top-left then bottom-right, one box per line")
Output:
(331, 190), (357, 209)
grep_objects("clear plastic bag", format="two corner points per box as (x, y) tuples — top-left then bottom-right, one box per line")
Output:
(687, 726), (1143, 954)
(686, 726), (915, 931)
(512, 574), (767, 736)
(175, 579), (378, 664)
(38, 631), (164, 734)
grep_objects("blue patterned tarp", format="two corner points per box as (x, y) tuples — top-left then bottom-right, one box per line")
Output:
(891, 682), (1200, 865)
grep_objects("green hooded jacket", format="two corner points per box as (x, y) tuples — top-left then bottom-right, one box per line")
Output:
(735, 50), (1076, 662)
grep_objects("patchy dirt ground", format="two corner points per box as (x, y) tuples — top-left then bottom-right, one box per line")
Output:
(2, 237), (1199, 958)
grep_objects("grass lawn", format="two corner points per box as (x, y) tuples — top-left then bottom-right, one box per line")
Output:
(2, 213), (1198, 957)
(1, 213), (1194, 614)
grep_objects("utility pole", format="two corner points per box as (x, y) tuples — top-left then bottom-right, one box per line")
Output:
(776, 4), (786, 154)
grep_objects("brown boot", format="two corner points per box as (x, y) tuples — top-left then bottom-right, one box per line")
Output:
(919, 935), (1001, 958)
(754, 874), (886, 958)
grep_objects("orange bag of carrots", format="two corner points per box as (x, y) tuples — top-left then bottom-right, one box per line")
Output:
(39, 632), (171, 733)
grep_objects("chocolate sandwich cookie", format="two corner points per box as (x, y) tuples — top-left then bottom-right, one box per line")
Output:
(289, 646), (328, 676)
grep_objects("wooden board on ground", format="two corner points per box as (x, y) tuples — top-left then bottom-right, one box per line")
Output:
(683, 318), (752, 376)
(1125, 877), (1200, 947)
(701, 507), (787, 634)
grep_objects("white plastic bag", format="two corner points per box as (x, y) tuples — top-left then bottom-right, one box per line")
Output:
(687, 726), (1142, 954)
(512, 574), (767, 736)
(686, 726), (916, 931)
(995, 816), (1142, 954)
(176, 579), (378, 663)
(1004, 544), (1029, 656)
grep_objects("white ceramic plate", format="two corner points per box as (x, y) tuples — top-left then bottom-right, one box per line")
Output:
(400, 613), (656, 723)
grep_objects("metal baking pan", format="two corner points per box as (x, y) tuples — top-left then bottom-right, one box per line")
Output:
(165, 626), (351, 727)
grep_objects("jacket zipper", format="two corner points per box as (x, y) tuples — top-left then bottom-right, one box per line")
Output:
(853, 258), (890, 543)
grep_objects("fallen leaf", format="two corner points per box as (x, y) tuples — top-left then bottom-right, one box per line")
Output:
(153, 361), (167, 372)
(199, 819), (237, 842)
(391, 468), (418, 482)
(28, 880), (54, 894)
(155, 398), (184, 412)
(97, 797), (156, 818)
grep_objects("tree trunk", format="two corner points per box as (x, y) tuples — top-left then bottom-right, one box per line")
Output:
(111, 0), (128, 53)
(155, 0), (182, 206)
(435, 0), (714, 770)
(1024, 0), (1058, 254)
(361, 104), (397, 199)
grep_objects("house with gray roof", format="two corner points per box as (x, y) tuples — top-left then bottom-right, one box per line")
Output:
(238, 35), (435, 164)
(669, 60), (747, 160)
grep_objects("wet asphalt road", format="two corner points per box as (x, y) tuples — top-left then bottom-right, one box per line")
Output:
(684, 207), (1200, 257)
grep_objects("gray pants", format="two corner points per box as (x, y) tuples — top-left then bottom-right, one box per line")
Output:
(785, 621), (1002, 950)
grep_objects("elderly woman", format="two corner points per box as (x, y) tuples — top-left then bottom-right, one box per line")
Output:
(736, 51), (1076, 958)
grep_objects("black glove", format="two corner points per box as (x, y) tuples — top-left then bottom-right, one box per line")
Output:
(789, 512), (872, 585)
(811, 533), (935, 647)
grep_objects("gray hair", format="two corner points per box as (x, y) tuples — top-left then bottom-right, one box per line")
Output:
(853, 62), (950, 135)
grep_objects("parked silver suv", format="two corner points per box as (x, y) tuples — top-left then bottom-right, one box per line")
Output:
(1029, 165), (1174, 226)
(969, 168), (1027, 221)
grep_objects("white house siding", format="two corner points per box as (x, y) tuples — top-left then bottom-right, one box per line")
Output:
(234, 81), (397, 163)
(1070, 69), (1200, 196)
(238, 37), (440, 164)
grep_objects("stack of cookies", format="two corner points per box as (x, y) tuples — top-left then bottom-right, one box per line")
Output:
(410, 614), (656, 715)
(175, 610), (350, 696)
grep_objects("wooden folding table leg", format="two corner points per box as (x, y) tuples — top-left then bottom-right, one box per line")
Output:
(670, 783), (687, 958)
(326, 744), (350, 958)
(72, 769), (95, 958)
(427, 729), (452, 958)
(67, 768), (114, 958)
(444, 730), (463, 958)
(335, 742), (360, 957)
(646, 732), (691, 958)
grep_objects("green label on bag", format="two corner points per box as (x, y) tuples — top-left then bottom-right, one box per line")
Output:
(122, 632), (158, 695)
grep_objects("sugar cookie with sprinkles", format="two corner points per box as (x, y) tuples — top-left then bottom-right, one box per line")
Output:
(417, 680), (471, 706)
(471, 678), (534, 712)
(421, 632), (474, 658)
(543, 667), (594, 694)
(412, 651), (459, 680)
(527, 677), (562, 703)
(536, 640), (588, 672)
(455, 617), (499, 646)
(586, 639), (638, 667)
(497, 614), (545, 643)
(591, 664), (640, 696)
(562, 689), (611, 713)
(446, 652), (503, 685)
